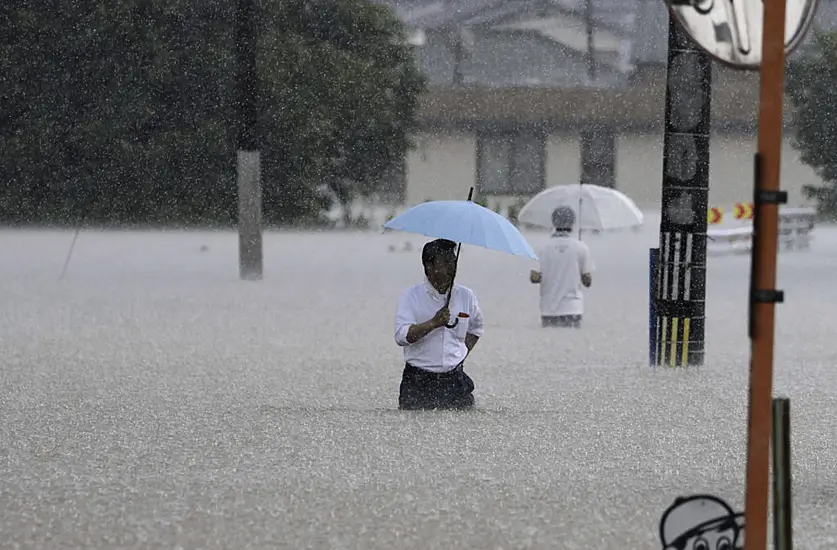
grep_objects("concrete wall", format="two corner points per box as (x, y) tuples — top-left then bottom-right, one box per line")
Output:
(615, 133), (819, 210)
(404, 129), (821, 211)
(545, 131), (582, 187)
(405, 131), (477, 204)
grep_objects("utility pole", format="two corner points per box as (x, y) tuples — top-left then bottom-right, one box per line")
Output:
(236, 0), (263, 280)
(585, 0), (596, 82)
(581, 0), (598, 188)
(580, 0), (615, 190)
(652, 14), (712, 367)
(745, 0), (790, 545)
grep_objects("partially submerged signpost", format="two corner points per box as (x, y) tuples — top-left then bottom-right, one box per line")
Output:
(658, 0), (819, 549)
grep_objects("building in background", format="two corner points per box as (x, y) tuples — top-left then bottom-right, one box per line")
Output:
(374, 0), (837, 212)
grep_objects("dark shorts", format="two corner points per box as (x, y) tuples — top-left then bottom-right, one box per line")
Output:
(398, 363), (475, 411)
(542, 315), (582, 328)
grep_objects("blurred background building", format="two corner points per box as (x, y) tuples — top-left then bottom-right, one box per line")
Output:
(373, 0), (837, 211)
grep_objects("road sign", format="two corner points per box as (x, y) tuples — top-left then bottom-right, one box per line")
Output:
(708, 207), (724, 224)
(664, 0), (819, 70)
(734, 202), (755, 220)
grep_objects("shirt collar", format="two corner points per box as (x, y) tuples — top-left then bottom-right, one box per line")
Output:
(424, 278), (448, 300)
(552, 229), (572, 238)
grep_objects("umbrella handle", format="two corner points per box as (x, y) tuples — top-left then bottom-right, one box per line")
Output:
(444, 241), (462, 308)
(443, 186), (473, 327)
(443, 247), (461, 328)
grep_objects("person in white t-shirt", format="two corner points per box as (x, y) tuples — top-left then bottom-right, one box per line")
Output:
(529, 206), (594, 328)
(394, 239), (484, 410)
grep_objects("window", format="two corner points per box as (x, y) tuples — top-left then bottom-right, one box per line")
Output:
(477, 131), (545, 196)
(580, 126), (616, 188)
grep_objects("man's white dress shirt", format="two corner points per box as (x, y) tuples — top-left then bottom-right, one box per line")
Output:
(536, 232), (595, 317)
(394, 280), (484, 373)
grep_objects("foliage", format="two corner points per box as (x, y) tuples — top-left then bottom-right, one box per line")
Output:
(0, 0), (425, 227)
(506, 198), (526, 226)
(787, 29), (837, 220)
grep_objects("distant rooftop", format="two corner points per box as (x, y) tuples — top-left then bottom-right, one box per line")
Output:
(375, 0), (837, 67)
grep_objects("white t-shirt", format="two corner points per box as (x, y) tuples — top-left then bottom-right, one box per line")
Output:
(536, 232), (594, 317)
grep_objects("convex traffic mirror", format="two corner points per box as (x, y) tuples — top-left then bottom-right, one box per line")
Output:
(664, 0), (820, 69)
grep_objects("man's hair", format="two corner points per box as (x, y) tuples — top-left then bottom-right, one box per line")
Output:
(552, 206), (575, 231)
(422, 238), (457, 266)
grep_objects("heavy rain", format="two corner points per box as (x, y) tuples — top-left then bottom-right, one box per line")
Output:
(2, 1), (836, 548)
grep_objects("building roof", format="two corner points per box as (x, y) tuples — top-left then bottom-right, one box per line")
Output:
(380, 0), (837, 124)
(377, 0), (837, 67)
(416, 64), (799, 130)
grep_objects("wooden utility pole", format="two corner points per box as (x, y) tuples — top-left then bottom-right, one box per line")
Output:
(744, 0), (789, 546)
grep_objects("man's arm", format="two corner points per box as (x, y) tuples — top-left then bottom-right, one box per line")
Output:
(394, 291), (448, 346)
(530, 251), (543, 284)
(405, 317), (443, 344)
(465, 293), (485, 352)
(394, 291), (417, 346)
(580, 244), (594, 288)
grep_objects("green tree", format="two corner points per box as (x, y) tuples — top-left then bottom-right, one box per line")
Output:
(0, 1), (245, 225)
(258, 0), (424, 226)
(787, 29), (837, 220)
(0, 0), (424, 227)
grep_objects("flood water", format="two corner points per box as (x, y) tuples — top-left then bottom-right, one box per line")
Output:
(2, 216), (836, 549)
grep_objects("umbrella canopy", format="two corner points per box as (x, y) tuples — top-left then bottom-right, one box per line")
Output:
(383, 200), (537, 260)
(517, 184), (644, 231)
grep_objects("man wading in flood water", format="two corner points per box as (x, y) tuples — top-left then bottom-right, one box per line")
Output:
(393, 239), (484, 410)
(529, 206), (594, 328)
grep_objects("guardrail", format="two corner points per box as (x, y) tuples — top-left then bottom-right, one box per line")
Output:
(649, 207), (815, 366)
(707, 206), (815, 255)
(778, 207), (815, 250)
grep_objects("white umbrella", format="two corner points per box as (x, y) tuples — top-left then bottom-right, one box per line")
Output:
(517, 184), (644, 232)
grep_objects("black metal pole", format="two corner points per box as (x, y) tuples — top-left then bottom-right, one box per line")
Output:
(649, 247), (659, 365)
(772, 397), (793, 550)
(236, 0), (263, 280)
(653, 15), (711, 367)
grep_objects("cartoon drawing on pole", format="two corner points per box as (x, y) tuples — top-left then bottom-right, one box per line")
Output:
(659, 494), (745, 550)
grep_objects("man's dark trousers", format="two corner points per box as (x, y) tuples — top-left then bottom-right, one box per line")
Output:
(398, 363), (475, 410)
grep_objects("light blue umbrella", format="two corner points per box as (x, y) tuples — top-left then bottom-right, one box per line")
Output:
(383, 197), (537, 260)
(383, 188), (536, 327)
